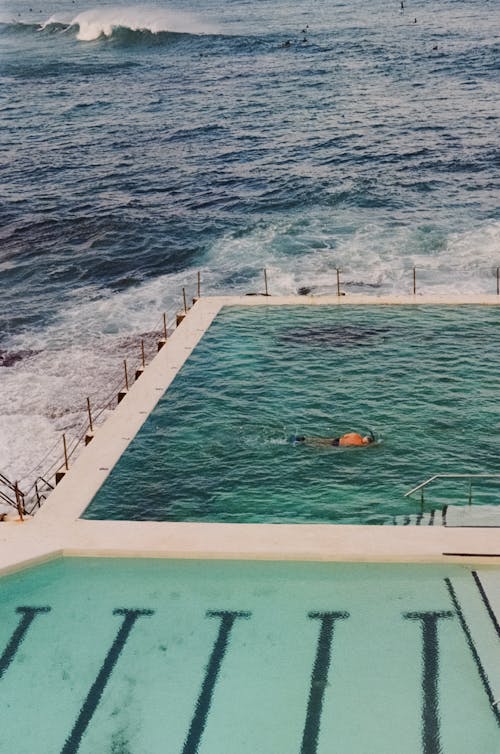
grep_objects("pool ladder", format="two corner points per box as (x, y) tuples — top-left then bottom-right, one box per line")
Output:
(405, 473), (500, 512)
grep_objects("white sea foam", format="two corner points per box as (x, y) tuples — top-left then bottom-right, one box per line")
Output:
(68, 6), (216, 41)
(0, 270), (194, 495)
(40, 12), (74, 28)
(207, 216), (500, 296)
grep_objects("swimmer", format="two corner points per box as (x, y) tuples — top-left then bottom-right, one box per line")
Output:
(292, 431), (376, 447)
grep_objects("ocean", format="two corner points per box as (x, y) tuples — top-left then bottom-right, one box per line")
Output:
(0, 0), (499, 492)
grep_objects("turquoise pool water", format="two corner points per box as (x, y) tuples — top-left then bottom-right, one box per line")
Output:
(84, 306), (500, 523)
(0, 558), (498, 754)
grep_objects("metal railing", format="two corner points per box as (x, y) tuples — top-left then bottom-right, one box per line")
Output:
(0, 270), (212, 516)
(405, 473), (500, 511)
(206, 265), (500, 297)
(0, 302), (186, 517)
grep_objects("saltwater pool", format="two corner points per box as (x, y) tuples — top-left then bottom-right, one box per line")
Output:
(83, 305), (500, 523)
(0, 558), (498, 754)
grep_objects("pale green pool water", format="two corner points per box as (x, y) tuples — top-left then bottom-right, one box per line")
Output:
(0, 559), (498, 753)
(83, 306), (500, 523)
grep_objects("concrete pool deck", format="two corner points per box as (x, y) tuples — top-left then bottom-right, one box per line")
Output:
(1, 294), (500, 577)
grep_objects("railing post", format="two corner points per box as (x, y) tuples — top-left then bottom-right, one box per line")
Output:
(85, 397), (95, 445)
(197, 270), (201, 299)
(35, 479), (41, 508)
(158, 313), (168, 351)
(336, 268), (341, 297)
(420, 487), (424, 514)
(63, 433), (69, 470)
(177, 289), (189, 325)
(14, 481), (24, 521)
(497, 267), (499, 296)
(264, 268), (269, 296)
(413, 266), (416, 295)
(55, 434), (69, 485)
(118, 361), (129, 403)
(86, 397), (94, 433)
(135, 340), (146, 381)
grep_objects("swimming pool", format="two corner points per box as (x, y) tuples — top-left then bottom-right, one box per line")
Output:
(83, 305), (500, 523)
(0, 558), (498, 754)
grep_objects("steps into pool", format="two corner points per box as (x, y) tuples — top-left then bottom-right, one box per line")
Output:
(390, 505), (500, 527)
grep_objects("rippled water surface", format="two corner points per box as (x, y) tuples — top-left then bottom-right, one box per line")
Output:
(1, 0), (499, 487)
(84, 305), (500, 523)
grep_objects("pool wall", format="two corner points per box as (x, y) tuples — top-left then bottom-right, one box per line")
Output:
(1, 294), (500, 577)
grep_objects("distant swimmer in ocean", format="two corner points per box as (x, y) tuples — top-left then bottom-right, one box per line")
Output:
(291, 431), (376, 447)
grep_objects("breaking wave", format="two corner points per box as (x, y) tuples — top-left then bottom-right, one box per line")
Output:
(2, 6), (217, 42)
(72, 7), (217, 41)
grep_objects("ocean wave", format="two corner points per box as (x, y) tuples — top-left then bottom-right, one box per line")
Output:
(0, 19), (45, 34)
(1, 7), (218, 42)
(59, 6), (216, 41)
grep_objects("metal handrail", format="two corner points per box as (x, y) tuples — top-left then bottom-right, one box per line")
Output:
(405, 473), (500, 511)
(405, 473), (500, 498)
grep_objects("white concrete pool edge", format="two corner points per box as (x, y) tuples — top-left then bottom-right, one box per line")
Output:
(1, 293), (500, 577)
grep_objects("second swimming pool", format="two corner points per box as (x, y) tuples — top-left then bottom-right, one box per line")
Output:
(83, 305), (500, 523)
(0, 558), (498, 753)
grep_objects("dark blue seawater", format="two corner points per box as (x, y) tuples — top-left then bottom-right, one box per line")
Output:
(1, 0), (499, 482)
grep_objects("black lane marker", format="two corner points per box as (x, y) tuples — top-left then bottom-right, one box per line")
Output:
(404, 611), (453, 754)
(443, 553), (500, 557)
(300, 611), (349, 754)
(61, 608), (154, 754)
(182, 610), (251, 754)
(0, 606), (51, 680)
(444, 578), (500, 727)
(471, 570), (500, 639)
